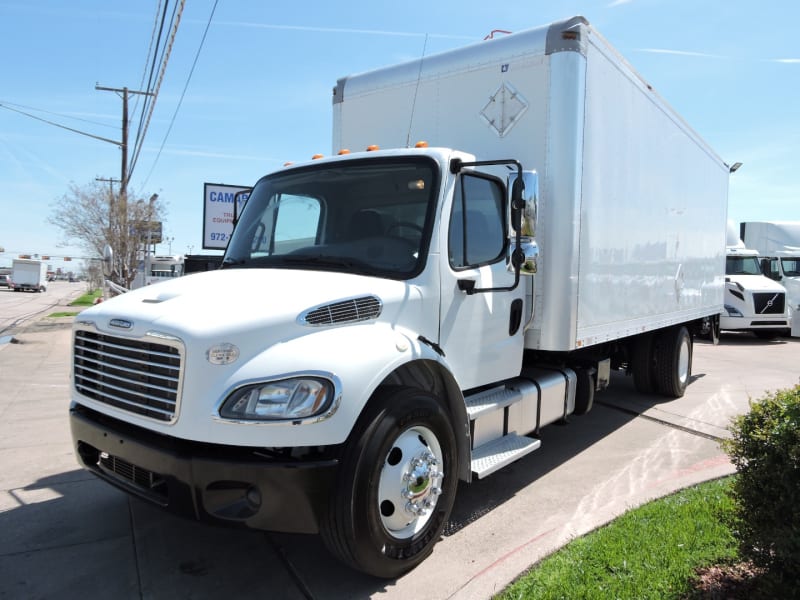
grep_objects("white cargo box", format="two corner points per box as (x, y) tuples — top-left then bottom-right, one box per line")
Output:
(333, 16), (729, 352)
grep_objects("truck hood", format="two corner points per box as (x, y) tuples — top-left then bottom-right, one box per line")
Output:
(79, 268), (424, 344)
(725, 274), (786, 294)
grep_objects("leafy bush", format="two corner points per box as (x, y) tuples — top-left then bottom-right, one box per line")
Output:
(723, 384), (800, 591)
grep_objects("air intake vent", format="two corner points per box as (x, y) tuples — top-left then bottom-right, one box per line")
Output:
(301, 296), (382, 326)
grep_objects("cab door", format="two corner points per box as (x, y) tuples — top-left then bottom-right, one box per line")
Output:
(438, 171), (526, 390)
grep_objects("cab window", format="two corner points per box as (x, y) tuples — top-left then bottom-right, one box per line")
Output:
(448, 173), (506, 269)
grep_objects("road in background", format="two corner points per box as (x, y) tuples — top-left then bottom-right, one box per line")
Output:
(0, 303), (798, 599)
(0, 280), (86, 337)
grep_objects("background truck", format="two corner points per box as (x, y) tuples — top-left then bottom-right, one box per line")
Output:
(69, 16), (730, 578)
(721, 222), (789, 338)
(11, 258), (47, 292)
(741, 220), (800, 336)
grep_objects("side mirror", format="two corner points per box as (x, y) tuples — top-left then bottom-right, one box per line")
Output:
(507, 170), (539, 275)
(102, 244), (114, 278)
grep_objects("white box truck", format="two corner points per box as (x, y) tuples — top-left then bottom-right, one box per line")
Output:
(741, 221), (800, 336)
(69, 16), (730, 577)
(721, 222), (789, 338)
(11, 258), (47, 292)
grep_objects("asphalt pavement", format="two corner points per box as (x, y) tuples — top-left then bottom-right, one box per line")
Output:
(1, 295), (798, 600)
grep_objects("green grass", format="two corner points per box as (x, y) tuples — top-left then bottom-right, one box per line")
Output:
(48, 311), (80, 318)
(497, 477), (739, 600)
(68, 289), (103, 307)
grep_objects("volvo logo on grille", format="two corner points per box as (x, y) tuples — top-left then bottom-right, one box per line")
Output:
(759, 294), (779, 314)
(109, 318), (133, 329)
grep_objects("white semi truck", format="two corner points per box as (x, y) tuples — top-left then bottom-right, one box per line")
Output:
(69, 16), (731, 577)
(741, 221), (800, 336)
(721, 222), (789, 338)
(11, 258), (47, 292)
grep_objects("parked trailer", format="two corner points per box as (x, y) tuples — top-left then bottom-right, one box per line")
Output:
(69, 16), (731, 578)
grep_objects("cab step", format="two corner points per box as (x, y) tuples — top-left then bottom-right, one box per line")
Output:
(470, 433), (541, 479)
(465, 385), (524, 420)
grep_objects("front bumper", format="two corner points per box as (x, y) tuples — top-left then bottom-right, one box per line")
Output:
(70, 404), (339, 534)
(719, 315), (788, 331)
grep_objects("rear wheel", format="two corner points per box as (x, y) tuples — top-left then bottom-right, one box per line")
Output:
(653, 326), (692, 398)
(321, 387), (458, 578)
(631, 334), (655, 394)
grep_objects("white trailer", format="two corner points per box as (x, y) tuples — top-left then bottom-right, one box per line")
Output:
(741, 221), (800, 336)
(11, 258), (47, 292)
(68, 16), (730, 578)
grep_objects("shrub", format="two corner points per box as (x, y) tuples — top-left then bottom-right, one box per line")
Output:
(723, 384), (800, 591)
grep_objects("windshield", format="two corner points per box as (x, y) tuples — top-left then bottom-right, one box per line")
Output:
(726, 255), (762, 276)
(781, 257), (800, 277)
(223, 156), (438, 279)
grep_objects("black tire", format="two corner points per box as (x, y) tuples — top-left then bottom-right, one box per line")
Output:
(573, 367), (595, 416)
(631, 334), (655, 394)
(321, 387), (458, 578)
(702, 314), (720, 345)
(653, 326), (692, 398)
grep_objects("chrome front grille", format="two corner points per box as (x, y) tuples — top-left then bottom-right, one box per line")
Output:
(74, 330), (182, 422)
(301, 295), (382, 326)
(754, 292), (785, 315)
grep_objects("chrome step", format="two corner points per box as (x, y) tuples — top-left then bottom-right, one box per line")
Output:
(470, 433), (541, 479)
(465, 386), (524, 420)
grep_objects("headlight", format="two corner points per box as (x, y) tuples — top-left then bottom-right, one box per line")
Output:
(220, 377), (333, 421)
(724, 304), (743, 317)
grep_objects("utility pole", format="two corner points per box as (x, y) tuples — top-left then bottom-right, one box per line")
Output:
(95, 84), (154, 287)
(94, 85), (153, 199)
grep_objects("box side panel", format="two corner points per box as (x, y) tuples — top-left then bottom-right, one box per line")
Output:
(332, 27), (551, 164)
(571, 34), (728, 348)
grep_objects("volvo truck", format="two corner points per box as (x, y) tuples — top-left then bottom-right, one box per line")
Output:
(69, 16), (731, 577)
(721, 222), (789, 338)
(741, 220), (800, 336)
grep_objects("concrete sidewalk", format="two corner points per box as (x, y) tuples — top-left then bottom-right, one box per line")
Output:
(1, 311), (798, 599)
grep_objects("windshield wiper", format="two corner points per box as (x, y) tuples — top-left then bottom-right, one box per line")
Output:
(278, 254), (376, 274)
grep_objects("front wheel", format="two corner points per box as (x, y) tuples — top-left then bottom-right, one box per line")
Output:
(321, 387), (458, 578)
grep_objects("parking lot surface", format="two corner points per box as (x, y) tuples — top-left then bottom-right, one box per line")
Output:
(1, 295), (798, 599)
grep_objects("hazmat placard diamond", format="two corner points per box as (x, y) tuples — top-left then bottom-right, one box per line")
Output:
(480, 82), (528, 137)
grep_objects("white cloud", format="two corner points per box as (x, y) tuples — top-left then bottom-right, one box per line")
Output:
(636, 48), (728, 59)
(210, 21), (474, 41)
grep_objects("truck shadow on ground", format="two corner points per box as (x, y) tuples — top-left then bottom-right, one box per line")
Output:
(0, 398), (647, 600)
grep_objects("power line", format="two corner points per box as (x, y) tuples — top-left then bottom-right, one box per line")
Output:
(128, 0), (186, 180)
(0, 102), (121, 146)
(142, 0), (219, 188)
(0, 100), (116, 130)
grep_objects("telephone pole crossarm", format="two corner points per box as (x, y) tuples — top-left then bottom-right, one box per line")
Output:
(95, 84), (155, 199)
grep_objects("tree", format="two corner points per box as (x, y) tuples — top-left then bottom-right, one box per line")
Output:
(48, 181), (165, 288)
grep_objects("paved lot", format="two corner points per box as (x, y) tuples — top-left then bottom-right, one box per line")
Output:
(1, 297), (798, 599)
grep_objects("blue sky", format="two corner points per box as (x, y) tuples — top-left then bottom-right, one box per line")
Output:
(1, 0), (798, 270)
